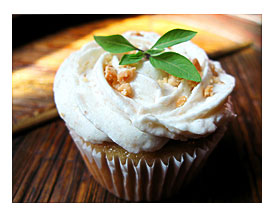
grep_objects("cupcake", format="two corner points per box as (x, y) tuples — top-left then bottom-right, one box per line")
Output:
(53, 30), (235, 201)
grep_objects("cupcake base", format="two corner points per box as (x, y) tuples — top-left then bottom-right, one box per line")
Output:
(68, 122), (228, 201)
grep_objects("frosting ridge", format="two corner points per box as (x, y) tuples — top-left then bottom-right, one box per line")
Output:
(54, 31), (235, 153)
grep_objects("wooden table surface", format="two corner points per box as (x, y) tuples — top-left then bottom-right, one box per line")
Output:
(12, 15), (262, 203)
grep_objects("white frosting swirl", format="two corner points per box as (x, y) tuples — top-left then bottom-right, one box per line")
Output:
(54, 31), (235, 153)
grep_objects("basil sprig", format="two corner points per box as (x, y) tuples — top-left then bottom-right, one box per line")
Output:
(94, 29), (201, 82)
(150, 52), (201, 82)
(119, 51), (145, 65)
(151, 29), (197, 49)
(94, 35), (138, 53)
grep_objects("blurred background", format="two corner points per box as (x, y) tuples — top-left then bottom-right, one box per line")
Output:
(13, 14), (261, 50)
(12, 15), (130, 49)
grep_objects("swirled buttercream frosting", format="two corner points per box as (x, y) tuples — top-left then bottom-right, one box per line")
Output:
(54, 31), (235, 153)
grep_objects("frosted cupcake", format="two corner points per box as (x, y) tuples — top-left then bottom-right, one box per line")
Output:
(53, 30), (235, 201)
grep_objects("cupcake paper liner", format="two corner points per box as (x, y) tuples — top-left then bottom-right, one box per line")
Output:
(68, 122), (228, 201)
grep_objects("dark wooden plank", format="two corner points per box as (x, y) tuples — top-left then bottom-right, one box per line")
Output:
(36, 135), (72, 202)
(13, 124), (53, 201)
(48, 138), (85, 203)
(219, 48), (262, 202)
(13, 121), (68, 202)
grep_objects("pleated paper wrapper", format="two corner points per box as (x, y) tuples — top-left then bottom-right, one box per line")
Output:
(68, 121), (228, 201)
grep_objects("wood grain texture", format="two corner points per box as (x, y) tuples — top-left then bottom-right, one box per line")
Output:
(12, 47), (262, 203)
(12, 15), (261, 202)
(12, 14), (253, 134)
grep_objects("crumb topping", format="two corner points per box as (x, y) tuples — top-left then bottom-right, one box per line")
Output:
(104, 64), (136, 98)
(130, 32), (144, 37)
(168, 74), (182, 87)
(209, 76), (223, 85)
(118, 67), (136, 83)
(104, 56), (221, 100)
(208, 62), (224, 85)
(192, 58), (202, 72)
(204, 85), (214, 97)
(158, 74), (183, 87)
(104, 65), (118, 85)
(117, 83), (133, 97)
(158, 76), (168, 85)
(176, 96), (188, 107)
(187, 80), (199, 90)
(209, 62), (218, 76)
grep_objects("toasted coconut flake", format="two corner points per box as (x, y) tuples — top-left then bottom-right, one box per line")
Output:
(117, 83), (133, 97)
(131, 32), (144, 37)
(104, 65), (118, 85)
(210, 63), (218, 76)
(168, 74), (183, 87)
(118, 67), (136, 83)
(176, 96), (188, 107)
(204, 85), (214, 97)
(192, 58), (202, 72)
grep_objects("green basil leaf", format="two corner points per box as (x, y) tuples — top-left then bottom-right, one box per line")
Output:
(119, 51), (145, 65)
(145, 48), (164, 56)
(151, 29), (197, 49)
(149, 52), (201, 82)
(94, 35), (138, 53)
